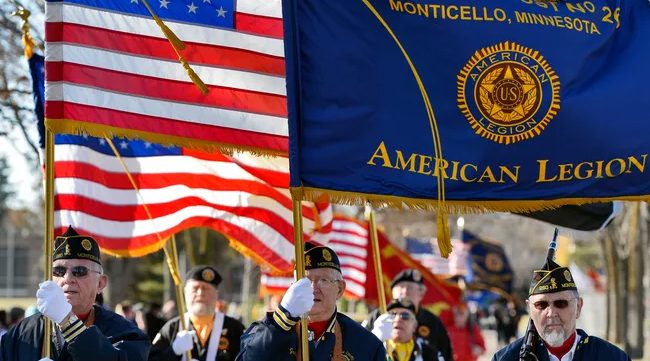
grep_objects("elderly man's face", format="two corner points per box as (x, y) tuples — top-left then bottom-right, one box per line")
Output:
(305, 268), (345, 322)
(390, 307), (417, 343)
(391, 281), (425, 307)
(185, 280), (219, 316)
(53, 259), (107, 315)
(527, 290), (583, 347)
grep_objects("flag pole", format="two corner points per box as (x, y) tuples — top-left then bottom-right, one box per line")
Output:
(169, 234), (193, 361)
(103, 137), (192, 360)
(41, 129), (55, 358)
(291, 196), (310, 361)
(365, 205), (392, 358)
(7, 5), (51, 356)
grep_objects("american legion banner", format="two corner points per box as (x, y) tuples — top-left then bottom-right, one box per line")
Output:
(285, 0), (650, 213)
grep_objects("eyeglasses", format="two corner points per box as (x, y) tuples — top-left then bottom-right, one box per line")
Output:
(307, 277), (341, 288)
(532, 299), (575, 310)
(53, 266), (102, 278)
(389, 311), (414, 321)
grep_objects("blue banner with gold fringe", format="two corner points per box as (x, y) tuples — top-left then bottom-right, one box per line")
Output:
(284, 0), (650, 215)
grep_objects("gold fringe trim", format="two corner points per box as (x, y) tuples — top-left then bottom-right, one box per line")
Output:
(299, 186), (650, 215)
(45, 119), (287, 158)
(227, 236), (289, 276)
(100, 241), (167, 258)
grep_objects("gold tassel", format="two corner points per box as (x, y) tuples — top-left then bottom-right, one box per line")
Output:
(140, 0), (210, 94)
(436, 212), (452, 259)
(151, 13), (186, 51)
(22, 33), (34, 59)
(179, 55), (209, 95)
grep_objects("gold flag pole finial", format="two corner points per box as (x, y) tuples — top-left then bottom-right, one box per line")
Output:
(10, 4), (40, 59)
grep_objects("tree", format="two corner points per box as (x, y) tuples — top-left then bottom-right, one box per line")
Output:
(0, 0), (44, 169)
(0, 155), (14, 222)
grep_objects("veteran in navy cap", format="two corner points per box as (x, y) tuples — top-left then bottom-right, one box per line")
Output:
(149, 265), (245, 361)
(0, 226), (150, 361)
(371, 297), (445, 361)
(363, 269), (454, 361)
(492, 257), (630, 361)
(236, 242), (386, 361)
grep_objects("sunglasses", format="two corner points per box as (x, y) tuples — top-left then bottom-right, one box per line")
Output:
(389, 311), (414, 321)
(533, 299), (574, 310)
(53, 266), (101, 278)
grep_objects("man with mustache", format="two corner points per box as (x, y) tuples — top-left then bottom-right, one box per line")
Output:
(0, 226), (151, 361)
(492, 257), (630, 361)
(149, 265), (245, 361)
(236, 242), (386, 361)
(372, 298), (444, 361)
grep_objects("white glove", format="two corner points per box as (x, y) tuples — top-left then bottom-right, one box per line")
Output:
(371, 313), (393, 342)
(280, 277), (314, 318)
(172, 330), (197, 355)
(38, 358), (54, 361)
(36, 281), (72, 324)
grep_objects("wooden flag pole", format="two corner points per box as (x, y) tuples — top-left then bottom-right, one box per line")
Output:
(291, 198), (310, 361)
(169, 234), (193, 361)
(365, 205), (392, 358)
(41, 129), (55, 358)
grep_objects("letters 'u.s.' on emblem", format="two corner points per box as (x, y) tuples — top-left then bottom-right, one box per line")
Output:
(457, 41), (560, 144)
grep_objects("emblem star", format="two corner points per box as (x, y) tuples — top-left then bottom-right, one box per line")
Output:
(130, 0), (138, 3)
(216, 6), (227, 18)
(120, 141), (128, 149)
(144, 142), (152, 148)
(99, 138), (106, 146)
(159, 0), (169, 8)
(188, 2), (198, 13)
(481, 65), (535, 117)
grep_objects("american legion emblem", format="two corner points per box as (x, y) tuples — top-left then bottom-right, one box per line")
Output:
(458, 41), (560, 144)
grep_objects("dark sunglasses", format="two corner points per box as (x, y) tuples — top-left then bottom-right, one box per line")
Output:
(53, 266), (101, 278)
(533, 299), (574, 310)
(389, 311), (414, 321)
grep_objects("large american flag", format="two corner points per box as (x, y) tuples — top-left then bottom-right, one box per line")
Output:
(53, 134), (332, 272)
(406, 237), (469, 277)
(45, 0), (287, 154)
(260, 215), (368, 299)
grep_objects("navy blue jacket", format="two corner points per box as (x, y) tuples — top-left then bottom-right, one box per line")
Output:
(0, 305), (150, 361)
(491, 329), (630, 361)
(235, 305), (386, 361)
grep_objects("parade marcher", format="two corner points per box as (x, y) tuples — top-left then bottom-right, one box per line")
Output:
(236, 242), (386, 361)
(363, 269), (454, 361)
(149, 265), (245, 361)
(0, 226), (151, 361)
(492, 257), (630, 361)
(372, 298), (444, 361)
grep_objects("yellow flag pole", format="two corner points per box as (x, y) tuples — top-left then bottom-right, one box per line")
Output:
(41, 129), (55, 358)
(291, 193), (310, 361)
(169, 234), (193, 361)
(365, 205), (392, 358)
(103, 136), (192, 360)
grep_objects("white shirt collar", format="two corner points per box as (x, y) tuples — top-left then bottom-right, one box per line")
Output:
(546, 331), (581, 361)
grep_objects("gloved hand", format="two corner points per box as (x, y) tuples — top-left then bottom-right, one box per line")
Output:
(280, 277), (314, 318)
(371, 313), (393, 342)
(172, 330), (197, 355)
(38, 358), (54, 361)
(36, 281), (72, 324)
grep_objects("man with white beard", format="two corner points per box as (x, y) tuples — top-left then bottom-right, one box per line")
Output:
(149, 265), (245, 361)
(491, 257), (630, 361)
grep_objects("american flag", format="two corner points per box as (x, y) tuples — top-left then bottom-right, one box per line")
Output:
(405, 237), (469, 277)
(260, 215), (368, 299)
(45, 0), (287, 154)
(53, 134), (332, 272)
